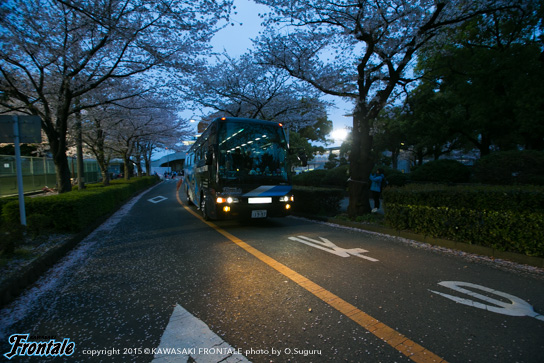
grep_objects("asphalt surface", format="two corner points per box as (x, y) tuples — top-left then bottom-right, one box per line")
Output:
(1, 180), (543, 362)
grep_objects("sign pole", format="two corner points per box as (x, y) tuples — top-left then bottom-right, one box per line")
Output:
(12, 116), (27, 226)
(1, 114), (41, 227)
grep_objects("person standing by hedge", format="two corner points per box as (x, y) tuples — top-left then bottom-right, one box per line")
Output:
(369, 168), (385, 213)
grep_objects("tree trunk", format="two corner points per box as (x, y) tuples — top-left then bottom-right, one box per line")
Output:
(144, 156), (151, 177)
(53, 146), (72, 193)
(101, 168), (110, 186)
(96, 150), (110, 186)
(415, 148), (424, 166)
(479, 133), (492, 157)
(75, 99), (85, 190)
(92, 124), (110, 186)
(76, 119), (85, 190)
(135, 150), (143, 177)
(48, 131), (72, 193)
(347, 106), (374, 217)
(123, 154), (132, 180)
(391, 148), (399, 170)
(48, 82), (73, 193)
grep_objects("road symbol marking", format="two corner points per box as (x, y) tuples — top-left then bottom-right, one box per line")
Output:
(153, 304), (250, 362)
(148, 196), (167, 204)
(430, 281), (544, 321)
(288, 236), (378, 262)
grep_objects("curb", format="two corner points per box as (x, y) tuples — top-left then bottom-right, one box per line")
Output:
(0, 213), (110, 308)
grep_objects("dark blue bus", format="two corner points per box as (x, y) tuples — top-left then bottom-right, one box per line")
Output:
(182, 117), (294, 220)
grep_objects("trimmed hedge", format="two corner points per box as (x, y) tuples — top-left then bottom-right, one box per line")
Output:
(409, 159), (471, 183)
(293, 165), (409, 188)
(380, 167), (409, 187)
(1, 176), (159, 234)
(0, 196), (17, 229)
(384, 184), (544, 213)
(473, 150), (544, 185)
(293, 186), (344, 216)
(384, 184), (544, 257)
(293, 165), (349, 188)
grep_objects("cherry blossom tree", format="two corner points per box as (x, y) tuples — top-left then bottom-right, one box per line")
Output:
(83, 91), (187, 182)
(184, 53), (332, 135)
(0, 0), (231, 192)
(254, 0), (527, 216)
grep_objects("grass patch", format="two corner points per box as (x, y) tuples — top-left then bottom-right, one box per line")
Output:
(334, 212), (385, 225)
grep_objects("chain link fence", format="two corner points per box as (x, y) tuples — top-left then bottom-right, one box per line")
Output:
(0, 155), (101, 197)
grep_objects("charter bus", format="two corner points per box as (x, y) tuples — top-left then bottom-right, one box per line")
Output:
(182, 117), (295, 220)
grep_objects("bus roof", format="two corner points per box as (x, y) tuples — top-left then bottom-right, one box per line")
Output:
(213, 117), (283, 126)
(187, 117), (284, 154)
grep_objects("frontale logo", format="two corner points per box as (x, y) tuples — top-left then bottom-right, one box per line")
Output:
(4, 334), (75, 360)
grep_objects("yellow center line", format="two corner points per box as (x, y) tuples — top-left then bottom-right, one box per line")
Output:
(176, 190), (447, 363)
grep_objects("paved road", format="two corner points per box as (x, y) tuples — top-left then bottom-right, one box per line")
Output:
(1, 180), (543, 362)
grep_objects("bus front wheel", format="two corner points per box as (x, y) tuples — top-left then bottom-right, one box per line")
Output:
(200, 197), (210, 220)
(186, 187), (193, 205)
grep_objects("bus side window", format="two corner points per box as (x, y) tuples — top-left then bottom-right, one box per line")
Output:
(205, 146), (213, 166)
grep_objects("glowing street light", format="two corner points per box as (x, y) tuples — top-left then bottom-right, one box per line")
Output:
(330, 128), (349, 142)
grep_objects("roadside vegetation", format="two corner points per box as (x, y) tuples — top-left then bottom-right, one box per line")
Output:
(0, 176), (159, 258)
(293, 150), (544, 258)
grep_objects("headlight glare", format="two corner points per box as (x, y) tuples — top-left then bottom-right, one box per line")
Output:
(280, 195), (294, 202)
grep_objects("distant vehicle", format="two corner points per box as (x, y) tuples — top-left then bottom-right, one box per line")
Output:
(183, 117), (295, 220)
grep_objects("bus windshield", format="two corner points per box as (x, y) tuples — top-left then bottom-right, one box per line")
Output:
(218, 121), (289, 184)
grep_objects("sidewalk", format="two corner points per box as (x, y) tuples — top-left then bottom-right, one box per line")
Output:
(0, 183), (160, 307)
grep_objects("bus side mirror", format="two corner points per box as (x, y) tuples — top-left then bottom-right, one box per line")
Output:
(205, 151), (213, 166)
(288, 148), (308, 167)
(298, 153), (308, 167)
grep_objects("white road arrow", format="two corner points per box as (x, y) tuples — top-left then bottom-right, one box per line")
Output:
(153, 304), (250, 362)
(430, 281), (544, 321)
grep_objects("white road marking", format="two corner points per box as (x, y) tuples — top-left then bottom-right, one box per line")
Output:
(288, 236), (378, 262)
(153, 304), (251, 362)
(148, 196), (167, 204)
(430, 281), (544, 321)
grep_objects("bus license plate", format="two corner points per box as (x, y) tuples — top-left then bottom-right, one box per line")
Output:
(252, 210), (267, 218)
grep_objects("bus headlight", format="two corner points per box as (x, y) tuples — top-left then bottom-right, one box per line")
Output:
(217, 197), (238, 204)
(280, 195), (294, 202)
